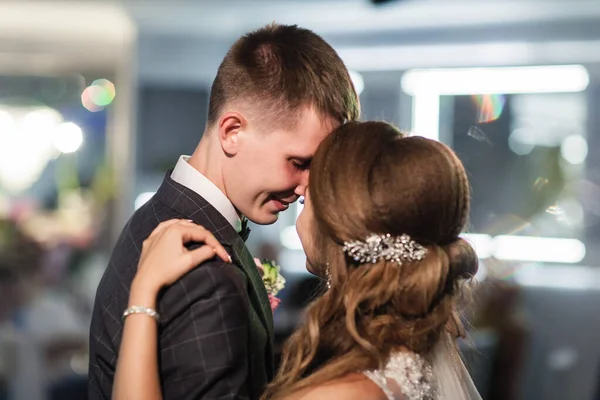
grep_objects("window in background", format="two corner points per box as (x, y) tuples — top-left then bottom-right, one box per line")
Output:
(402, 66), (590, 268)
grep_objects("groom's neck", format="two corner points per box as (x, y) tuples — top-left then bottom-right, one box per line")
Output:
(188, 135), (227, 196)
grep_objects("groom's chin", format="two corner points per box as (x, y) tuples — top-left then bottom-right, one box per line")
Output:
(246, 211), (279, 225)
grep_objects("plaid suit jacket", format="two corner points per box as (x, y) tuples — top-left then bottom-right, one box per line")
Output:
(88, 171), (274, 400)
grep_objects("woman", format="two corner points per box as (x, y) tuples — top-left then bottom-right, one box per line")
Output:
(114, 121), (481, 399)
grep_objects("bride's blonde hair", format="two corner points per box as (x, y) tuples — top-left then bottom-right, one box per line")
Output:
(263, 121), (478, 399)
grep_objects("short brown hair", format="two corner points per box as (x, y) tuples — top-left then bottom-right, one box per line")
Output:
(207, 23), (360, 128)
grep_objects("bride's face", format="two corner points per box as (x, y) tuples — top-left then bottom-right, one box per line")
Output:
(295, 189), (318, 274)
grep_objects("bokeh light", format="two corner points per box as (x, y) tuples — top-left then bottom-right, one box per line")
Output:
(0, 107), (62, 192)
(81, 78), (116, 112)
(508, 128), (535, 155)
(53, 122), (84, 153)
(348, 70), (364, 96)
(0, 110), (16, 135)
(560, 134), (588, 165)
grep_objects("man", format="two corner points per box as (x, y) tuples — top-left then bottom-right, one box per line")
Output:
(88, 23), (359, 400)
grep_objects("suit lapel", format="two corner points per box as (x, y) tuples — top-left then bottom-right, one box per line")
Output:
(156, 172), (274, 367)
(230, 238), (274, 336)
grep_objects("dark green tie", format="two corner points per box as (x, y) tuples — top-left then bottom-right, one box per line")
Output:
(239, 216), (251, 241)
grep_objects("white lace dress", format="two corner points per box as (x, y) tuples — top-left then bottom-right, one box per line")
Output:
(363, 335), (483, 400)
(364, 352), (437, 400)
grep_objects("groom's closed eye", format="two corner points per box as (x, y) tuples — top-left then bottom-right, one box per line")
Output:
(291, 158), (311, 170)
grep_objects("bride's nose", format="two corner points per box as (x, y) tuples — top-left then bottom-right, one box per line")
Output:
(294, 170), (309, 196)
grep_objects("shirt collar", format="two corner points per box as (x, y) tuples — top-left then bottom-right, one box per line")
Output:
(170, 155), (243, 232)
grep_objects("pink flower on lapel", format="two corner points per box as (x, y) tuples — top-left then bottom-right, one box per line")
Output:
(254, 257), (285, 312)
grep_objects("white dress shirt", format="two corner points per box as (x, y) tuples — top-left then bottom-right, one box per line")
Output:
(171, 155), (243, 232)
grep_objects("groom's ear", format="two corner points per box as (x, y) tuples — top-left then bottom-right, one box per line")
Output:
(218, 111), (247, 155)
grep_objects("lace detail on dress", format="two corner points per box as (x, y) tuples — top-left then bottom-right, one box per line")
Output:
(364, 370), (396, 399)
(364, 352), (437, 400)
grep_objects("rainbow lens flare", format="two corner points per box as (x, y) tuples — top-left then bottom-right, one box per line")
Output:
(472, 94), (506, 123)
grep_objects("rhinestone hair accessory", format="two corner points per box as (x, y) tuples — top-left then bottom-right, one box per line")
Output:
(343, 233), (428, 265)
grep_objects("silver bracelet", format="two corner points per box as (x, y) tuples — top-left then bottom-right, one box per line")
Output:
(122, 306), (160, 322)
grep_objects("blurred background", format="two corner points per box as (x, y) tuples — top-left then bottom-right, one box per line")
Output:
(1, 0), (600, 398)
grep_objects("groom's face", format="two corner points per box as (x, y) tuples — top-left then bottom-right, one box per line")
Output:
(223, 105), (338, 225)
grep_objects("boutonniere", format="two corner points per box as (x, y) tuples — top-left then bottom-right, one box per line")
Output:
(254, 258), (286, 311)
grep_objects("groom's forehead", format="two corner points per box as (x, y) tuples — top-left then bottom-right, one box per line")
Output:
(289, 125), (335, 150)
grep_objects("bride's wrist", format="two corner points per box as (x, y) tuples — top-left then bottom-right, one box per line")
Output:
(129, 276), (160, 309)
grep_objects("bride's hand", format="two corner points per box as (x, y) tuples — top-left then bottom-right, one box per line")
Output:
(133, 219), (231, 294)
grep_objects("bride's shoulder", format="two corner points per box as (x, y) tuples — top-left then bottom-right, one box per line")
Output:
(290, 373), (387, 400)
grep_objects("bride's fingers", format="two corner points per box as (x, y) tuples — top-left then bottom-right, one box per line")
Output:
(179, 220), (206, 230)
(182, 246), (220, 271)
(178, 225), (230, 263)
(149, 219), (185, 239)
